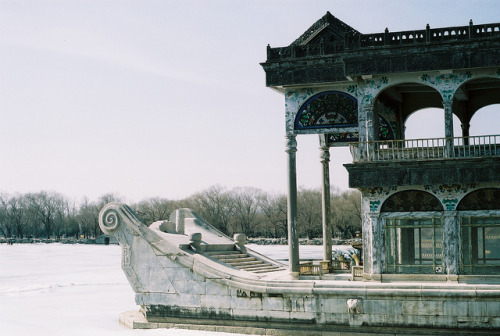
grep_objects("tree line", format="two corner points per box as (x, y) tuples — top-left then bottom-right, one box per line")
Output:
(0, 186), (361, 240)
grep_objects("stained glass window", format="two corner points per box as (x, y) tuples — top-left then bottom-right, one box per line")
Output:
(457, 188), (500, 210)
(381, 190), (443, 212)
(295, 91), (395, 144)
(295, 91), (358, 130)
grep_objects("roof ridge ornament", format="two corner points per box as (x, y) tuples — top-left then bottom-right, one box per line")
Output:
(290, 12), (360, 46)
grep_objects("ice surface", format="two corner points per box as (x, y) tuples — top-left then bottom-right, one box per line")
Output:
(0, 243), (347, 335)
(249, 244), (354, 262)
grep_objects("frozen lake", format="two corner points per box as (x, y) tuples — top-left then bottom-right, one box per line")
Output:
(0, 243), (336, 336)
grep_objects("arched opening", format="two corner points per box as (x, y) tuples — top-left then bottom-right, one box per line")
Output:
(376, 82), (443, 140)
(404, 108), (461, 139)
(454, 77), (500, 138)
(468, 104), (500, 136)
(458, 188), (500, 275)
(382, 190), (444, 274)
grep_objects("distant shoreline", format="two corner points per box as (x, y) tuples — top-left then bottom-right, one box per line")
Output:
(0, 237), (103, 245)
(1, 236), (361, 246)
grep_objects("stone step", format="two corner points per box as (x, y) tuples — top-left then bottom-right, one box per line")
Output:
(240, 264), (278, 272)
(212, 253), (249, 260)
(204, 249), (284, 274)
(205, 251), (240, 256)
(229, 260), (264, 267)
(221, 257), (256, 263)
(252, 267), (284, 274)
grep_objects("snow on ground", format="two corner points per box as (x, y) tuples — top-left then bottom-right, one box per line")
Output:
(0, 243), (346, 336)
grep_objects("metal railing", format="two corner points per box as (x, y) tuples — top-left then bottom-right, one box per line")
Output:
(350, 135), (500, 163)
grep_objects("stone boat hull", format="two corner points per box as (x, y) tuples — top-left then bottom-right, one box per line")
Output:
(99, 202), (500, 335)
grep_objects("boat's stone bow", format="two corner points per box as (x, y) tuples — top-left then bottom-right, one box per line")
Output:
(99, 202), (500, 334)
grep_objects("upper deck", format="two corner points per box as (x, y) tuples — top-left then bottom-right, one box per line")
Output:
(262, 13), (500, 88)
(262, 13), (500, 279)
(345, 135), (500, 189)
(350, 134), (500, 163)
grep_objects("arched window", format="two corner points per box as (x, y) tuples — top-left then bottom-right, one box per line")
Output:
(459, 188), (500, 275)
(381, 190), (443, 212)
(295, 91), (395, 144)
(457, 188), (500, 210)
(295, 91), (358, 130)
(382, 190), (443, 274)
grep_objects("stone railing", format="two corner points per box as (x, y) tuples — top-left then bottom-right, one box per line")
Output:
(350, 134), (500, 163)
(299, 262), (322, 275)
(266, 21), (500, 61)
(355, 22), (500, 48)
(267, 41), (345, 60)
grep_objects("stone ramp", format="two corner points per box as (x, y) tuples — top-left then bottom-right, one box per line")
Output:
(204, 250), (285, 273)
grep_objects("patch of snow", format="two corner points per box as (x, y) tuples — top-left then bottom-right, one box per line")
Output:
(0, 243), (351, 335)
(0, 243), (253, 336)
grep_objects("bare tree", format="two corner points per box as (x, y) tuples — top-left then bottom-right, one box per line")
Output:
(260, 193), (287, 237)
(0, 194), (14, 238)
(97, 193), (122, 206)
(231, 187), (266, 237)
(77, 198), (99, 238)
(297, 188), (323, 238)
(61, 199), (80, 238)
(331, 190), (361, 238)
(25, 191), (66, 239)
(133, 197), (175, 225)
(8, 195), (29, 238)
(187, 185), (235, 235)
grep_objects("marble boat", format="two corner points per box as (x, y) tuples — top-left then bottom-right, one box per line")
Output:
(99, 202), (500, 335)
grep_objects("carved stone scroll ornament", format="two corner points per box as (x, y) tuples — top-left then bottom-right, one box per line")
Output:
(99, 202), (161, 245)
(100, 208), (120, 234)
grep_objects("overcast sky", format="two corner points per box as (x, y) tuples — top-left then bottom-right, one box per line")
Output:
(1, 0), (499, 203)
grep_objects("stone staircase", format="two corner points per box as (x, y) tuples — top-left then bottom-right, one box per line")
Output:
(205, 250), (285, 273)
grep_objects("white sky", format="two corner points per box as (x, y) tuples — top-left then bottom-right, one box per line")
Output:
(1, 0), (499, 203)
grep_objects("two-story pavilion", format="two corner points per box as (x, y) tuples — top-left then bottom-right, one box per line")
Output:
(261, 12), (500, 282)
(100, 13), (500, 334)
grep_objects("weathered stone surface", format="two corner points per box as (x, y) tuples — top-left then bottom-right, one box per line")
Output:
(402, 300), (444, 316)
(262, 12), (500, 88)
(345, 158), (500, 189)
(205, 279), (230, 296)
(100, 196), (500, 333)
(262, 296), (285, 311)
(318, 298), (348, 314)
(200, 294), (232, 309)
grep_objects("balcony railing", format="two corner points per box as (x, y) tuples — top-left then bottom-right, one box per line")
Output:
(266, 22), (500, 62)
(350, 135), (500, 163)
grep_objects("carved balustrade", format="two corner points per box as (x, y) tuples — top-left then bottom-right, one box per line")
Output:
(266, 22), (500, 62)
(350, 134), (500, 163)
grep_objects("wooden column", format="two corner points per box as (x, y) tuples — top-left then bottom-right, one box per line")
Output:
(320, 145), (332, 266)
(461, 122), (470, 145)
(362, 102), (376, 160)
(443, 100), (454, 157)
(444, 100), (454, 138)
(365, 102), (378, 142)
(442, 211), (459, 276)
(286, 134), (299, 275)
